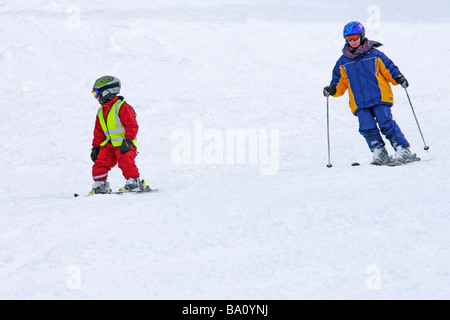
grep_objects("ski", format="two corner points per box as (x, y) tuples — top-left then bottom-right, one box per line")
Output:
(352, 155), (429, 167)
(74, 179), (157, 198)
(371, 157), (421, 167)
(112, 188), (158, 195)
(74, 189), (157, 197)
(74, 188), (158, 197)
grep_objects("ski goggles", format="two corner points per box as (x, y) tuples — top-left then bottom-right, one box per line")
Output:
(345, 34), (360, 42)
(92, 89), (100, 98)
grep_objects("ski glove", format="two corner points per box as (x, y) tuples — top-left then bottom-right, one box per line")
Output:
(396, 75), (409, 88)
(120, 138), (134, 154)
(91, 146), (100, 162)
(323, 85), (337, 97)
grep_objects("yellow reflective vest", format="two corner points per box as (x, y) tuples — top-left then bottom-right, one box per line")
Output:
(97, 99), (137, 147)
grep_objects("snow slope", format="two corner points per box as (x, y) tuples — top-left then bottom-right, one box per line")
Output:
(0, 0), (449, 299)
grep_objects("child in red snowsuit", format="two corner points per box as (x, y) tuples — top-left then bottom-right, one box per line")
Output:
(89, 76), (145, 193)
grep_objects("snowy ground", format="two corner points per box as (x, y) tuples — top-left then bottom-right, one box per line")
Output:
(0, 0), (449, 300)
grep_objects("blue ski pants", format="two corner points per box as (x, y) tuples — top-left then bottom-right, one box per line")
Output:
(355, 105), (410, 151)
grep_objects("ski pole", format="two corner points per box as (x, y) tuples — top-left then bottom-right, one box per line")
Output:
(326, 95), (332, 167)
(404, 87), (429, 150)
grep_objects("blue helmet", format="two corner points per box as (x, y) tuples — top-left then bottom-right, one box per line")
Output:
(343, 21), (365, 41)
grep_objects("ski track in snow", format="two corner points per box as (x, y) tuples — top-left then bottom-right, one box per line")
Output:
(0, 0), (449, 299)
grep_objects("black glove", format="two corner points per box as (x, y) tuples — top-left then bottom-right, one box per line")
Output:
(396, 75), (409, 88)
(323, 85), (337, 97)
(120, 138), (134, 154)
(91, 146), (100, 162)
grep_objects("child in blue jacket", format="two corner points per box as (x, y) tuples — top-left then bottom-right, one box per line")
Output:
(323, 21), (416, 165)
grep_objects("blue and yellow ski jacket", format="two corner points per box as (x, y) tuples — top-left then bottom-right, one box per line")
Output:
(330, 40), (402, 114)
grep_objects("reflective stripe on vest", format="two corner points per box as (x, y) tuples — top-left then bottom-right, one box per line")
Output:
(98, 100), (137, 147)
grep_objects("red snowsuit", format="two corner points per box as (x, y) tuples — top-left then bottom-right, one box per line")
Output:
(92, 96), (140, 182)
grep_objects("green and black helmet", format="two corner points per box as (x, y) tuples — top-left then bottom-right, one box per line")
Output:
(92, 76), (121, 103)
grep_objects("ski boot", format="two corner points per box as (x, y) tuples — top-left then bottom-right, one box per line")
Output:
(119, 178), (152, 192)
(90, 180), (111, 194)
(372, 146), (393, 165)
(394, 146), (417, 163)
